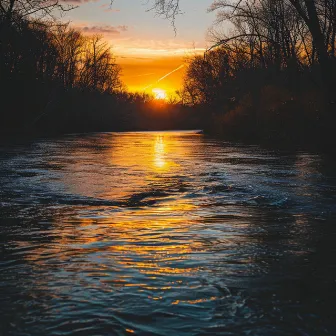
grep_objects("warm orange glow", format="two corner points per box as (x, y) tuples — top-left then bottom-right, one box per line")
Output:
(25, 133), (209, 294)
(60, 132), (187, 199)
(118, 55), (186, 96)
(154, 135), (166, 168)
(152, 88), (167, 100)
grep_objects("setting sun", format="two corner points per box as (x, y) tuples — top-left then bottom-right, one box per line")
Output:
(152, 88), (167, 100)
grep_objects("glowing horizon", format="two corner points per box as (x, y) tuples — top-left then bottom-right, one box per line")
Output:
(60, 0), (215, 94)
(118, 54), (187, 95)
(116, 46), (204, 94)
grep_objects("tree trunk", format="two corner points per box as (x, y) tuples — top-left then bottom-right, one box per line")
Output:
(304, 0), (334, 102)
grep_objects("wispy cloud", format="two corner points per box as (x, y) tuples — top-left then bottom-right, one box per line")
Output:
(100, 4), (120, 12)
(114, 46), (205, 58)
(61, 0), (99, 4)
(73, 24), (128, 36)
(69, 21), (205, 58)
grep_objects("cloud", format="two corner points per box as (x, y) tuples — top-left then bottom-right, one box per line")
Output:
(61, 0), (120, 9)
(112, 38), (205, 57)
(115, 38), (204, 51)
(61, 0), (99, 4)
(100, 4), (120, 12)
(75, 24), (128, 35)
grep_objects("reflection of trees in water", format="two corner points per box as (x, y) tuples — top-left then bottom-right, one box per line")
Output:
(1, 136), (336, 335)
(207, 153), (336, 335)
(207, 202), (336, 334)
(0, 216), (57, 335)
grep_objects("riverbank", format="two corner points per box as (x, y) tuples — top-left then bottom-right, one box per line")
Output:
(1, 89), (334, 154)
(202, 87), (336, 154)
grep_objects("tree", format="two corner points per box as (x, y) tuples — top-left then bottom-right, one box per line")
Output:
(53, 25), (84, 88)
(288, 0), (334, 97)
(79, 34), (122, 92)
(0, 0), (73, 23)
(150, 0), (335, 102)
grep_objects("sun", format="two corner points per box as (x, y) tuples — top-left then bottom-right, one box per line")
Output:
(152, 88), (167, 100)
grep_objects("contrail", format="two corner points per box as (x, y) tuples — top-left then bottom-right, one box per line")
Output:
(142, 64), (185, 91)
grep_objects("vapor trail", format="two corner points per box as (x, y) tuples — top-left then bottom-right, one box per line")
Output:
(142, 64), (185, 91)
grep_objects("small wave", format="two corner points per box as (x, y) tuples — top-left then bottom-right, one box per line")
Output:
(244, 195), (290, 207)
(125, 190), (169, 206)
(203, 184), (248, 194)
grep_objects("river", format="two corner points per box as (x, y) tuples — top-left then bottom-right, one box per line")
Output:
(0, 131), (336, 335)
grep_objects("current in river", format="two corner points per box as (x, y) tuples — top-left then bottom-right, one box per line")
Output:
(0, 131), (336, 335)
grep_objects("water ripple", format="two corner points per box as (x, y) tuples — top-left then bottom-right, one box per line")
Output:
(0, 131), (336, 336)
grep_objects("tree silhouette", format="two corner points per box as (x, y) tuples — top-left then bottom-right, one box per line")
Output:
(151, 0), (335, 104)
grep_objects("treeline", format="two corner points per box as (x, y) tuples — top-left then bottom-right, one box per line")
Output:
(177, 0), (336, 147)
(0, 1), (199, 136)
(0, 0), (132, 135)
(2, 0), (335, 147)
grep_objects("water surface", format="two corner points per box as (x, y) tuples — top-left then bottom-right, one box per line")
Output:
(1, 131), (336, 335)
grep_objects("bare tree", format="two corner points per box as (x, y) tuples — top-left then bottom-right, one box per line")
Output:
(149, 0), (335, 101)
(0, 0), (74, 23)
(79, 35), (122, 92)
(53, 24), (84, 88)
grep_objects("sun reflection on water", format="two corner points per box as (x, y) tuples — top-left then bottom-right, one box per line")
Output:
(154, 136), (166, 169)
(1, 131), (335, 336)
(60, 132), (185, 199)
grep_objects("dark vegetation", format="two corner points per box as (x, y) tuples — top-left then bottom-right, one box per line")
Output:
(0, 0), (196, 136)
(171, 0), (336, 149)
(0, 3), (121, 135)
(1, 0), (336, 150)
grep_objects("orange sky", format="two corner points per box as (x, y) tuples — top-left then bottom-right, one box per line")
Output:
(118, 55), (187, 96)
(63, 0), (216, 95)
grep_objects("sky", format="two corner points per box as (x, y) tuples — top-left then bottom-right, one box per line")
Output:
(62, 0), (216, 95)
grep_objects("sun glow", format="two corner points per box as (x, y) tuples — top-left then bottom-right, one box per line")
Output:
(152, 88), (167, 100)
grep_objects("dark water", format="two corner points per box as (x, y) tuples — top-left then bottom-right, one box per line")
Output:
(1, 131), (336, 336)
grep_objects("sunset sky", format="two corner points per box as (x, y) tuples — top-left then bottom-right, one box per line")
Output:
(63, 0), (216, 96)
